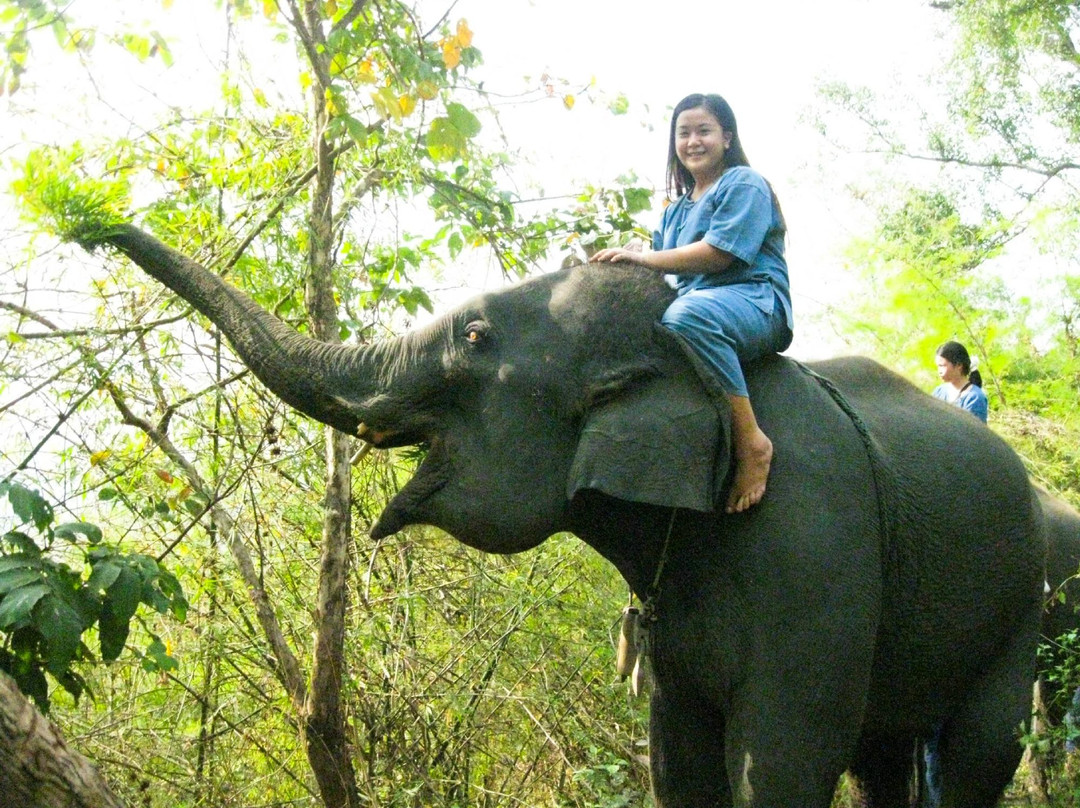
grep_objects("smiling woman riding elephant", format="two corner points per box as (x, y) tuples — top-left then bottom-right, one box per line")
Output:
(70, 221), (1043, 808)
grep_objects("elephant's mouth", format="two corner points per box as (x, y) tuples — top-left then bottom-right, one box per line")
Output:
(370, 435), (452, 539)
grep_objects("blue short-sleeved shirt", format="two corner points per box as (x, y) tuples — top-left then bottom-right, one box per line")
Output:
(933, 383), (989, 423)
(652, 165), (792, 330)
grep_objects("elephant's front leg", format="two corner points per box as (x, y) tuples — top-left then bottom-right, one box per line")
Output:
(649, 678), (733, 807)
(718, 667), (860, 807)
(650, 663), (859, 807)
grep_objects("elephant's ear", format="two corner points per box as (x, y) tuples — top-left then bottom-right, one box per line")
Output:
(566, 326), (731, 512)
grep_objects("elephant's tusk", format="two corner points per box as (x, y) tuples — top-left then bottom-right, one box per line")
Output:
(350, 441), (374, 465)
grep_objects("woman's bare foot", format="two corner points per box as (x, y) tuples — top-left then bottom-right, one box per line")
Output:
(725, 430), (773, 514)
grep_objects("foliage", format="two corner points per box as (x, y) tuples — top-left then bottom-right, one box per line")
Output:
(0, 479), (186, 711)
(12, 145), (131, 247)
(0, 0), (657, 804)
(818, 1), (1080, 500)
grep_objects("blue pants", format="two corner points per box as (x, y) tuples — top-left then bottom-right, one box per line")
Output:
(661, 286), (792, 398)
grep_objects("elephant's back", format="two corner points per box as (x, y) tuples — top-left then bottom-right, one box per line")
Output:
(795, 355), (1043, 730)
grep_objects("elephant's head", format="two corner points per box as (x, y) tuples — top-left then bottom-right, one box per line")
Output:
(107, 226), (727, 554)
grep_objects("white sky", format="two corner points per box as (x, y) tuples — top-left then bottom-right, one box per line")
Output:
(1, 0), (952, 359)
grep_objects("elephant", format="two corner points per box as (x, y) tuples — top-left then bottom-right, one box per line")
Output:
(84, 223), (1045, 807)
(915, 487), (1080, 806)
(1032, 488), (1080, 744)
(1039, 488), (1080, 675)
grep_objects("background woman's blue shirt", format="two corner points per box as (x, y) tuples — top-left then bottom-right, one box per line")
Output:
(652, 165), (792, 330)
(933, 383), (989, 422)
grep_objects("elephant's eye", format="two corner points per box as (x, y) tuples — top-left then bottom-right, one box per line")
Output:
(463, 321), (488, 346)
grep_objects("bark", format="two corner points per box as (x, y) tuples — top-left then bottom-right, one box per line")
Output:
(295, 1), (362, 805)
(0, 671), (127, 808)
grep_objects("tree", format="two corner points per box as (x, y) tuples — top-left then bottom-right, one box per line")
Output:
(813, 0), (1080, 498)
(0, 670), (126, 808)
(2, 1), (653, 804)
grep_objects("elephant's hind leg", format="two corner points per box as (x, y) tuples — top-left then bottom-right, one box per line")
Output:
(937, 611), (1040, 807)
(848, 733), (919, 808)
(649, 680), (732, 807)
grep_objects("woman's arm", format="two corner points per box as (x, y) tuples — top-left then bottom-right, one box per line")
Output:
(590, 239), (735, 275)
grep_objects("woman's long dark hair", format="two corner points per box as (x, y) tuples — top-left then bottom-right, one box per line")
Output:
(937, 340), (983, 387)
(666, 93), (785, 231)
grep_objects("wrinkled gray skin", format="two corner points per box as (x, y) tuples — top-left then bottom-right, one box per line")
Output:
(102, 225), (1044, 807)
(914, 489), (1080, 806)
(1037, 489), (1080, 719)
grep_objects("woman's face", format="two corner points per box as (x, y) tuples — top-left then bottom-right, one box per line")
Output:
(674, 106), (731, 186)
(936, 355), (964, 384)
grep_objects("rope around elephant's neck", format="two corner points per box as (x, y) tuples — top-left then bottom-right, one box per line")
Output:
(639, 508), (677, 627)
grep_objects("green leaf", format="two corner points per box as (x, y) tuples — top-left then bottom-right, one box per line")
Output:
(427, 117), (466, 162)
(608, 93), (630, 115)
(142, 636), (178, 673)
(0, 582), (49, 629)
(33, 593), (84, 674)
(53, 521), (103, 545)
(7, 652), (49, 712)
(623, 187), (653, 215)
(0, 566), (45, 596)
(446, 102), (481, 137)
(149, 31), (173, 67)
(0, 531), (40, 555)
(2, 481), (53, 532)
(54, 667), (88, 703)
(0, 553), (42, 574)
(86, 560), (122, 594)
(97, 601), (130, 662)
(105, 566), (143, 623)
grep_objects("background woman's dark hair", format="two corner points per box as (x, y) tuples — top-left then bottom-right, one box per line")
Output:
(937, 340), (982, 387)
(666, 93), (785, 232)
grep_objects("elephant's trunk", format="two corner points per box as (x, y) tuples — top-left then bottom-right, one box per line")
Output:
(108, 224), (419, 437)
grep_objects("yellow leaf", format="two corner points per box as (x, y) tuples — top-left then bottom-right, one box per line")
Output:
(563, 94), (575, 110)
(455, 19), (473, 48)
(417, 80), (438, 100)
(358, 59), (376, 84)
(325, 0), (338, 16)
(399, 94), (417, 116)
(156, 469), (175, 484)
(442, 40), (461, 70)
(262, 0), (276, 19)
(90, 450), (111, 466)
(325, 87), (340, 116)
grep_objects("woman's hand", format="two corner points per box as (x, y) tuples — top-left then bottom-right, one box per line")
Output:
(592, 240), (733, 275)
(589, 246), (645, 265)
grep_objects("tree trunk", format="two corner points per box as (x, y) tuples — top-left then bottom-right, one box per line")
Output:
(298, 2), (361, 805)
(0, 671), (127, 808)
